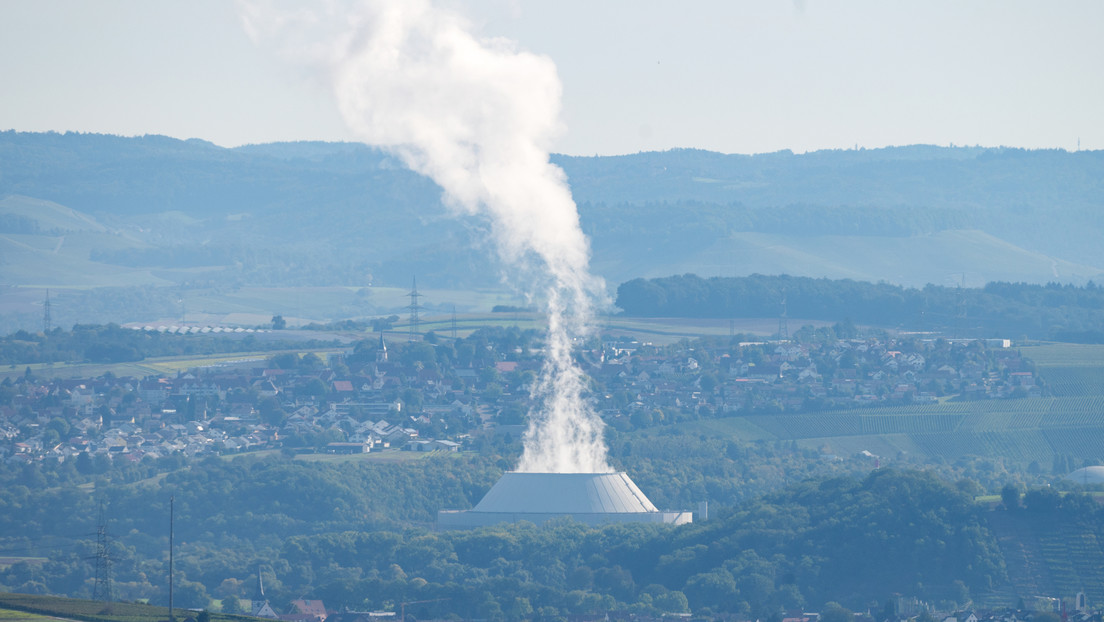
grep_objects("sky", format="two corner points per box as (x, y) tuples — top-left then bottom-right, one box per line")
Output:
(1, 0), (1102, 156)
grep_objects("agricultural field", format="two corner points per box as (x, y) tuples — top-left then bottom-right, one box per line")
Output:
(0, 592), (254, 622)
(0, 353), (286, 382)
(1020, 343), (1104, 367)
(0, 607), (55, 622)
(693, 343), (1104, 469)
(294, 448), (459, 463)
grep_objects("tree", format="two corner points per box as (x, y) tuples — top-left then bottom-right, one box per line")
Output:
(76, 451), (94, 475)
(654, 591), (690, 614)
(1024, 487), (1062, 513)
(821, 602), (854, 622)
(684, 569), (738, 610)
(270, 352), (299, 369)
(303, 378), (329, 398)
(1000, 483), (1021, 510)
(258, 397), (287, 427)
(272, 315), (287, 330)
(299, 352), (325, 370)
(505, 596), (533, 622)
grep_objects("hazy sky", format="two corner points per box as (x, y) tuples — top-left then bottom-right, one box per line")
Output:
(2, 0), (1101, 156)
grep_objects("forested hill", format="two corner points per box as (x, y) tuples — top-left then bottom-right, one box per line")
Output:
(555, 145), (1104, 210)
(615, 274), (1104, 342)
(2, 132), (1102, 297)
(0, 451), (1012, 617)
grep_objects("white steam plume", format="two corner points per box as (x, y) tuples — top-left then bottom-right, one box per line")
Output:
(239, 0), (611, 473)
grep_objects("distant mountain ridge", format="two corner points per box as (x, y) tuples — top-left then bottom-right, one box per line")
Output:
(1, 130), (1101, 299)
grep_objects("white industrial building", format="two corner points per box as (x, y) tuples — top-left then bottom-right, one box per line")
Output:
(437, 471), (693, 529)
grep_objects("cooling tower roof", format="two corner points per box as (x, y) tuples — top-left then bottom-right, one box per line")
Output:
(1065, 466), (1104, 485)
(471, 472), (661, 514)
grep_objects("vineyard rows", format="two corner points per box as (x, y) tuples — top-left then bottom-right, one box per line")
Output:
(1037, 366), (1104, 397)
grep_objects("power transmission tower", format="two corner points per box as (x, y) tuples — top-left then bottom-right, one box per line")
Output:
(778, 288), (789, 341)
(954, 273), (967, 339)
(406, 277), (423, 341)
(90, 502), (113, 601)
(43, 290), (52, 333)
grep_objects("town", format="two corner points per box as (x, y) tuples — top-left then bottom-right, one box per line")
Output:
(0, 325), (1037, 466)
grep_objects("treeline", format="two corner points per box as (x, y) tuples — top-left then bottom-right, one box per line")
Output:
(582, 201), (975, 241)
(0, 213), (42, 234)
(89, 246), (239, 269)
(0, 324), (340, 364)
(615, 274), (1104, 342)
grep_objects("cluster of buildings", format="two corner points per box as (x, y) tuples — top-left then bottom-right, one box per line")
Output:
(0, 331), (1035, 465)
(0, 338), (472, 464)
(592, 336), (1035, 421)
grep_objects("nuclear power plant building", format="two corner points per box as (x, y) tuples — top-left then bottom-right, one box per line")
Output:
(437, 472), (693, 529)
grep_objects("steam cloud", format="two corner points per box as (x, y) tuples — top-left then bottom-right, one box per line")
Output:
(240, 0), (611, 473)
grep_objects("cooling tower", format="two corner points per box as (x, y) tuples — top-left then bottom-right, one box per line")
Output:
(437, 472), (693, 529)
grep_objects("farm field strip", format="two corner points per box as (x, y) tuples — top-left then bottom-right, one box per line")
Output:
(1020, 343), (1104, 367)
(0, 608), (55, 622)
(1038, 366), (1104, 397)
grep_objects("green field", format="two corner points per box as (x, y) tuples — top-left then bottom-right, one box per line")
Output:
(294, 448), (460, 463)
(0, 592), (257, 622)
(0, 348), (357, 382)
(702, 396), (1104, 465)
(0, 607), (55, 622)
(1019, 343), (1104, 367)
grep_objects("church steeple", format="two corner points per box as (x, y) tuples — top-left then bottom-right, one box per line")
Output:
(376, 332), (388, 363)
(253, 565), (265, 601)
(250, 565), (278, 618)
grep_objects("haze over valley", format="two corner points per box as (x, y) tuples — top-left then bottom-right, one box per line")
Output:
(2, 1), (1104, 620)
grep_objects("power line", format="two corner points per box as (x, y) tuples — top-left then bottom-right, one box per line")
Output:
(43, 289), (52, 333)
(407, 277), (423, 342)
(778, 288), (789, 341)
(88, 502), (114, 602)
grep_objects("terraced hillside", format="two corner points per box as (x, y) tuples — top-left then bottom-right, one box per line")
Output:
(985, 505), (1104, 605)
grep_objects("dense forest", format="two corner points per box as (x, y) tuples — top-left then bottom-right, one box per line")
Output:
(1, 446), (1070, 618)
(615, 274), (1104, 342)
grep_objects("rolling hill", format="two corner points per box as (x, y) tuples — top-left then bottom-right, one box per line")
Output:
(1, 131), (1102, 329)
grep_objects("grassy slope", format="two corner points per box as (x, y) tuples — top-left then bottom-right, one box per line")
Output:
(0, 196), (108, 233)
(0, 196), (164, 288)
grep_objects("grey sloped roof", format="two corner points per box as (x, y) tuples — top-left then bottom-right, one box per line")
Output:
(471, 472), (660, 514)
